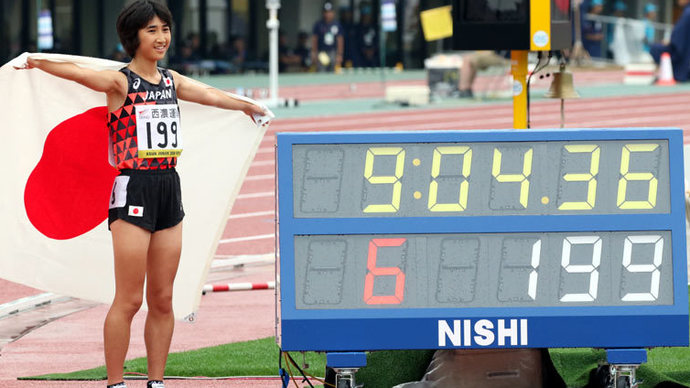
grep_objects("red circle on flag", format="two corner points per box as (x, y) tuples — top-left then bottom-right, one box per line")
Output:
(24, 106), (120, 240)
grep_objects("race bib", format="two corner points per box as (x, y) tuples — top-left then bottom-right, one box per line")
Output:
(109, 175), (130, 209)
(135, 104), (183, 158)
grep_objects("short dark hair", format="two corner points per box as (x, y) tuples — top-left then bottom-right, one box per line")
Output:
(117, 0), (173, 58)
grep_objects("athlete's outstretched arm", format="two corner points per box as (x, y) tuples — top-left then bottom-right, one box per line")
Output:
(169, 70), (266, 117)
(15, 57), (125, 95)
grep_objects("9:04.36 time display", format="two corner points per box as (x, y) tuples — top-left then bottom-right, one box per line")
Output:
(292, 140), (670, 218)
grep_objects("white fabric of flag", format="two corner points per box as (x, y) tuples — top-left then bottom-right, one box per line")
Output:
(0, 53), (267, 321)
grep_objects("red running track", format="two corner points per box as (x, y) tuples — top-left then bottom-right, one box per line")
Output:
(276, 69), (625, 102)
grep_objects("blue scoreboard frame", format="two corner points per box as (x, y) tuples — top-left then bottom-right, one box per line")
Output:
(276, 128), (689, 352)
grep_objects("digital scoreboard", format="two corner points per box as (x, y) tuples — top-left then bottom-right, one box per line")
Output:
(276, 128), (689, 352)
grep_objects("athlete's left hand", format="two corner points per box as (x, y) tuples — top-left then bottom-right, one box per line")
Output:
(13, 57), (37, 70)
(245, 103), (274, 127)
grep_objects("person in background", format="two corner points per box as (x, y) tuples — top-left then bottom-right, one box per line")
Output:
(311, 1), (344, 72)
(608, 0), (632, 63)
(229, 36), (247, 73)
(294, 31), (311, 70)
(613, 1), (626, 16)
(278, 30), (302, 72)
(356, 3), (379, 68)
(582, 0), (605, 58)
(651, 0), (690, 81)
(458, 51), (509, 98)
(109, 43), (129, 62)
(643, 3), (658, 53)
(339, 5), (357, 68)
(168, 41), (194, 74)
(185, 32), (202, 60)
(606, 1), (626, 58)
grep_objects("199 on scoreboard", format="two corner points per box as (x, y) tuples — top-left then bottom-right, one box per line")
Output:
(276, 128), (689, 351)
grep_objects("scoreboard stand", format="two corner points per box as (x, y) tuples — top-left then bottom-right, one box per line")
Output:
(604, 348), (647, 388)
(326, 352), (367, 388)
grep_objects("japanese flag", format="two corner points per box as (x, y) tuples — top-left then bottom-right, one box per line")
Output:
(0, 53), (267, 321)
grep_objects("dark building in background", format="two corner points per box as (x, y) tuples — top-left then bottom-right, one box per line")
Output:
(0, 0), (259, 67)
(0, 0), (682, 70)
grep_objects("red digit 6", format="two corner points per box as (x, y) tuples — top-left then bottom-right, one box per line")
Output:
(363, 238), (406, 305)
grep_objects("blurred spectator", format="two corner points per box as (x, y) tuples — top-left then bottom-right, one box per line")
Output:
(582, 0), (605, 58)
(206, 32), (234, 74)
(295, 31), (312, 69)
(355, 4), (379, 67)
(459, 51), (509, 98)
(207, 31), (224, 60)
(230, 13), (248, 40)
(311, 1), (344, 72)
(230, 36), (268, 73)
(604, 1), (626, 58)
(651, 0), (690, 81)
(339, 5), (357, 68)
(613, 1), (627, 17)
(109, 43), (129, 62)
(186, 32), (202, 60)
(169, 41), (200, 75)
(279, 30), (302, 72)
(643, 3), (658, 53)
(229, 35), (247, 72)
(608, 1), (628, 63)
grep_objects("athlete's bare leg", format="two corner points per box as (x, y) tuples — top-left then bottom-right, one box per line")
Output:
(144, 222), (182, 381)
(460, 57), (478, 92)
(104, 220), (151, 385)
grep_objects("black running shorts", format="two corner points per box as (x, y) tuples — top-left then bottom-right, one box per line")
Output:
(108, 168), (184, 232)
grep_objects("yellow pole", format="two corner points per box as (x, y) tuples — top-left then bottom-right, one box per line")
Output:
(511, 50), (528, 129)
(530, 0), (551, 51)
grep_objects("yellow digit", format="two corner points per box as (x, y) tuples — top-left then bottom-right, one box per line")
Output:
(617, 144), (659, 210)
(363, 147), (405, 213)
(492, 148), (533, 208)
(559, 145), (600, 210)
(428, 146), (472, 212)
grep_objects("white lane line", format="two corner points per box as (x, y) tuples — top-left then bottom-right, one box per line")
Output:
(237, 191), (274, 199)
(229, 210), (275, 219)
(244, 174), (274, 181)
(251, 160), (275, 167)
(257, 147), (274, 154)
(219, 234), (275, 244)
(210, 254), (275, 269)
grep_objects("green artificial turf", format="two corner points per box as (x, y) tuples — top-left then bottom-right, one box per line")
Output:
(21, 338), (690, 387)
(21, 337), (326, 381)
(548, 346), (690, 388)
(549, 348), (606, 387)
